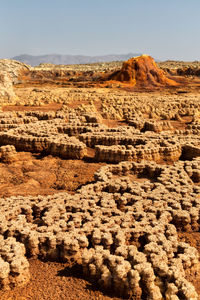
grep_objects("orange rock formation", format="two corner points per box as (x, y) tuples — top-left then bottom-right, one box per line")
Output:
(110, 54), (178, 87)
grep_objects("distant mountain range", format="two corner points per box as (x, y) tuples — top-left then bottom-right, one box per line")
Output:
(12, 53), (142, 67)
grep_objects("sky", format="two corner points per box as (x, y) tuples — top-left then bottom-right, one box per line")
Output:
(0, 0), (200, 61)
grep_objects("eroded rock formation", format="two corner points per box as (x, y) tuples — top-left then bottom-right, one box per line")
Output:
(0, 145), (17, 163)
(110, 55), (178, 87)
(0, 72), (17, 103)
(0, 59), (29, 83)
(0, 60), (29, 105)
(0, 110), (199, 163)
(0, 159), (199, 298)
(0, 58), (199, 299)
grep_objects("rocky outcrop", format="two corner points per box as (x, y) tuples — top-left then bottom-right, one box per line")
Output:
(0, 59), (30, 83)
(0, 145), (17, 163)
(109, 55), (178, 87)
(94, 143), (182, 163)
(0, 105), (198, 298)
(177, 67), (200, 77)
(0, 60), (30, 105)
(0, 72), (17, 103)
(0, 110), (199, 163)
(0, 237), (30, 290)
(0, 130), (87, 160)
(0, 158), (199, 298)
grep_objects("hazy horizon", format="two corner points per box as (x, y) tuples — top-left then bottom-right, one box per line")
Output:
(11, 53), (200, 63)
(1, 0), (200, 61)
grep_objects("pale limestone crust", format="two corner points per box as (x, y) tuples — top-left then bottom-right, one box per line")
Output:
(0, 63), (199, 298)
(0, 236), (30, 290)
(0, 72), (17, 103)
(0, 158), (199, 298)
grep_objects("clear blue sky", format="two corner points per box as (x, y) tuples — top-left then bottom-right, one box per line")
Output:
(0, 0), (200, 60)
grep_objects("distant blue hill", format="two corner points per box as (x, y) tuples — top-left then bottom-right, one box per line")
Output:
(12, 53), (143, 67)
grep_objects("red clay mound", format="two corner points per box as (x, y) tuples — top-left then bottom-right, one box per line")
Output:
(110, 55), (178, 87)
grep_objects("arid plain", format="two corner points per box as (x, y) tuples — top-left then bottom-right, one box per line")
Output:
(0, 55), (199, 300)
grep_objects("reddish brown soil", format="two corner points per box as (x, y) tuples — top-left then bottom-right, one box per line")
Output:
(109, 55), (178, 87)
(0, 152), (104, 197)
(3, 103), (62, 112)
(0, 259), (122, 300)
(170, 116), (193, 131)
(65, 99), (91, 109)
(101, 119), (127, 128)
(119, 76), (200, 93)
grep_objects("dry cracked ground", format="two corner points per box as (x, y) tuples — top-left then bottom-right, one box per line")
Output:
(0, 57), (199, 300)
